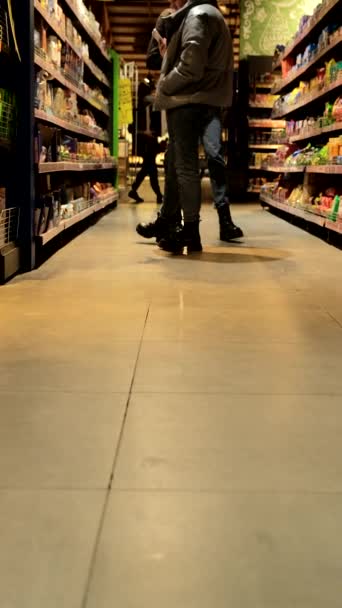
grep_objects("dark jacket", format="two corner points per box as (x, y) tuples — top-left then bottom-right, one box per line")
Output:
(155, 0), (233, 111)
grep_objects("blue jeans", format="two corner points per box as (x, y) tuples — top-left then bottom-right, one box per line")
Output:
(161, 105), (228, 223)
(201, 109), (229, 210)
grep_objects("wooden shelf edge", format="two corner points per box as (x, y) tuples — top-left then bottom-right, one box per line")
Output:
(261, 192), (342, 232)
(249, 144), (280, 149)
(35, 109), (109, 142)
(272, 77), (342, 119)
(34, 54), (109, 116)
(38, 160), (117, 173)
(263, 166), (306, 173)
(38, 192), (118, 245)
(249, 120), (287, 129)
(306, 165), (342, 174)
(289, 121), (342, 143)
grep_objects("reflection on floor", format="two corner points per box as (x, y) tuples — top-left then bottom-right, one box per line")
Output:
(1, 195), (342, 608)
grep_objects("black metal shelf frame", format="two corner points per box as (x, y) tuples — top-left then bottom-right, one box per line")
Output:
(0, 0), (116, 280)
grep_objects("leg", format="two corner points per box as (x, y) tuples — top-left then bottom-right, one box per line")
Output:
(168, 105), (202, 223)
(131, 156), (149, 192)
(147, 154), (163, 202)
(129, 153), (149, 203)
(159, 106), (203, 253)
(160, 117), (181, 221)
(202, 108), (244, 241)
(201, 109), (228, 211)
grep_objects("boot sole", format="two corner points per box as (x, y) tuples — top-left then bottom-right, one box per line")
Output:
(220, 231), (244, 242)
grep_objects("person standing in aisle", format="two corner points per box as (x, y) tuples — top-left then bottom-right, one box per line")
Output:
(128, 78), (164, 205)
(137, 0), (243, 252)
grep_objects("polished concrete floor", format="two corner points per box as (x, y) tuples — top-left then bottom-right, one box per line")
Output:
(1, 191), (342, 607)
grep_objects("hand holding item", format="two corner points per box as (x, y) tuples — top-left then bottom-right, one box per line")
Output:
(158, 38), (167, 58)
(152, 28), (167, 58)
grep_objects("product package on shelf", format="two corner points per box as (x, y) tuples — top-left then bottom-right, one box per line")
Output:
(263, 136), (342, 169)
(35, 182), (115, 236)
(286, 97), (342, 140)
(273, 58), (342, 117)
(34, 70), (107, 139)
(261, 177), (342, 224)
(0, 187), (6, 211)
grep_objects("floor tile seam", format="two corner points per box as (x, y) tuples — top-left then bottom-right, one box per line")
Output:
(0, 487), (107, 493)
(109, 488), (342, 496)
(129, 390), (342, 396)
(0, 390), (129, 395)
(107, 304), (151, 488)
(0, 389), (134, 395)
(326, 311), (342, 330)
(80, 304), (151, 608)
(138, 338), (342, 344)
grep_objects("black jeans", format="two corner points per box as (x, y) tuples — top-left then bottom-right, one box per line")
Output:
(161, 105), (228, 223)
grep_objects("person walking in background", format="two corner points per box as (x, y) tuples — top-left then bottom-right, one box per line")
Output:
(146, 4), (175, 72)
(137, 0), (243, 252)
(128, 78), (164, 205)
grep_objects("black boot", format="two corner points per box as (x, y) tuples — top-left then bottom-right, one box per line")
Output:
(136, 213), (169, 242)
(217, 205), (244, 242)
(159, 220), (202, 254)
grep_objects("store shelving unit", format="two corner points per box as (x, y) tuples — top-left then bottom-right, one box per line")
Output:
(2, 0), (118, 277)
(261, 0), (342, 238)
(0, 0), (22, 282)
(243, 56), (287, 195)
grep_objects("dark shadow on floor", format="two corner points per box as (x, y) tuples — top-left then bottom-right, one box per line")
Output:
(154, 246), (290, 264)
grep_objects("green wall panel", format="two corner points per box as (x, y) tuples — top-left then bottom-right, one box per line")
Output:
(240, 0), (320, 58)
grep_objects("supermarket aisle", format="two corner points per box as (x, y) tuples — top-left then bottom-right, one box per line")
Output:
(1, 195), (342, 608)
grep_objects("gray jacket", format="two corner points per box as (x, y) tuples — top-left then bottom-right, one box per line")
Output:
(155, 0), (233, 111)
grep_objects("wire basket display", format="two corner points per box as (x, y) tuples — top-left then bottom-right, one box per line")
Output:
(0, 90), (16, 145)
(0, 206), (19, 247)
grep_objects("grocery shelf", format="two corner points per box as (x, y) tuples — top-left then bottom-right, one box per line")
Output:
(254, 83), (274, 90)
(34, 0), (66, 42)
(35, 109), (109, 142)
(260, 193), (326, 226)
(281, 0), (341, 60)
(272, 77), (342, 118)
(38, 192), (118, 245)
(34, 0), (110, 87)
(289, 121), (342, 143)
(63, 0), (110, 63)
(273, 32), (342, 95)
(263, 165), (306, 173)
(249, 103), (274, 109)
(249, 144), (280, 149)
(262, 164), (342, 174)
(325, 219), (342, 233)
(34, 53), (110, 116)
(249, 119), (286, 129)
(39, 160), (117, 173)
(306, 164), (342, 174)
